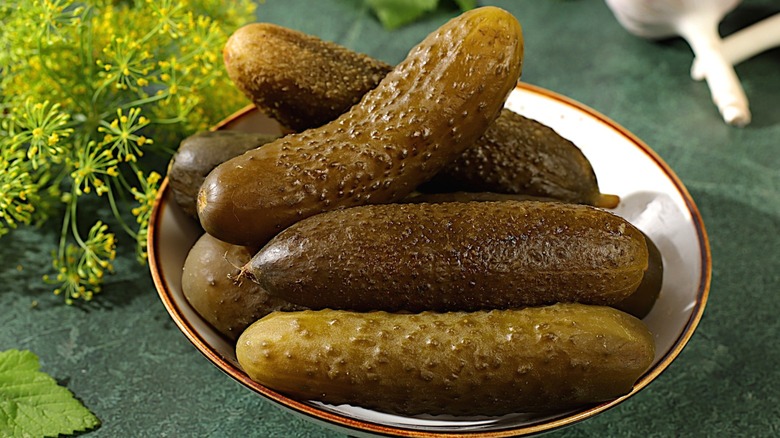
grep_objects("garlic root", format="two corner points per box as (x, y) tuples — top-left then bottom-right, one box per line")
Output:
(605, 0), (751, 126)
(677, 14), (751, 126)
(691, 12), (780, 80)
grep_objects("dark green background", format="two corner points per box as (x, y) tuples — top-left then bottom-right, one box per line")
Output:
(2, 0), (778, 436)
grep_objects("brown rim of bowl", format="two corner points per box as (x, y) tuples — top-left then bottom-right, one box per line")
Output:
(148, 82), (711, 438)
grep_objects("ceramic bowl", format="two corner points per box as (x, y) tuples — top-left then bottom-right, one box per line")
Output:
(148, 82), (711, 437)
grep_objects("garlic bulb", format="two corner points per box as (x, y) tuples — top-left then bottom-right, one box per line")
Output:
(605, 0), (751, 127)
(691, 12), (780, 80)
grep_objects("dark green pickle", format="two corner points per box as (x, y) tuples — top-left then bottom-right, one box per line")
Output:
(236, 303), (656, 416)
(420, 109), (619, 208)
(168, 131), (278, 217)
(181, 233), (303, 341)
(244, 200), (649, 312)
(403, 191), (662, 318)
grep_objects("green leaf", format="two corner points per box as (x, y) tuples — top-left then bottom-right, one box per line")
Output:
(453, 0), (477, 11)
(0, 350), (100, 437)
(365, 0), (440, 29)
(365, 0), (477, 30)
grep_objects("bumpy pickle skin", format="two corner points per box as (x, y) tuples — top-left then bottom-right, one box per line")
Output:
(224, 19), (616, 208)
(236, 304), (656, 416)
(181, 233), (304, 341)
(168, 131), (278, 217)
(402, 192), (661, 318)
(244, 200), (649, 312)
(224, 22), (391, 132)
(420, 109), (620, 208)
(199, 7), (524, 246)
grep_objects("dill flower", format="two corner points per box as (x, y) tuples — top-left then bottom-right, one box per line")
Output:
(47, 221), (116, 304)
(71, 140), (119, 196)
(98, 107), (154, 162)
(0, 148), (40, 237)
(130, 170), (162, 260)
(96, 36), (154, 93)
(1, 0), (256, 304)
(8, 99), (74, 169)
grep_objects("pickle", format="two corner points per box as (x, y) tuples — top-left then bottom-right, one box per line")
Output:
(224, 20), (616, 208)
(168, 131), (278, 217)
(243, 200), (649, 312)
(614, 233), (663, 318)
(420, 109), (620, 207)
(236, 304), (656, 416)
(402, 192), (661, 318)
(224, 22), (390, 132)
(199, 7), (524, 246)
(182, 233), (303, 340)
(403, 190), (556, 204)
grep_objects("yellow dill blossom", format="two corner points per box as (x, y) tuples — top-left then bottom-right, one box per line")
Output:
(0, 146), (41, 237)
(71, 140), (119, 196)
(8, 99), (74, 169)
(47, 220), (116, 305)
(130, 170), (161, 260)
(96, 36), (154, 92)
(1, 0), (257, 304)
(97, 107), (154, 162)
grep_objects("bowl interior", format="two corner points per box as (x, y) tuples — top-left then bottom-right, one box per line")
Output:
(149, 83), (711, 437)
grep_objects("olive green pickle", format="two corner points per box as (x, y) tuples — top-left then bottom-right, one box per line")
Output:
(236, 304), (656, 416)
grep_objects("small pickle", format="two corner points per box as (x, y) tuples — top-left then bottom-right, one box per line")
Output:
(614, 232), (663, 318)
(168, 131), (278, 217)
(181, 233), (303, 340)
(236, 304), (656, 416)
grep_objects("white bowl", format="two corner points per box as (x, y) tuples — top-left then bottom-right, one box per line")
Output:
(148, 82), (711, 437)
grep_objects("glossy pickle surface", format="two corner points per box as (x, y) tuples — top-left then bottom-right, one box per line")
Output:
(223, 17), (615, 208)
(236, 304), (656, 416)
(245, 200), (649, 312)
(198, 6), (524, 247)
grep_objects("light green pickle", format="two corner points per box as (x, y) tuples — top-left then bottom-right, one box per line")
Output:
(236, 303), (656, 416)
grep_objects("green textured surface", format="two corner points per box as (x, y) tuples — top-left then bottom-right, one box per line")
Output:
(2, 0), (779, 436)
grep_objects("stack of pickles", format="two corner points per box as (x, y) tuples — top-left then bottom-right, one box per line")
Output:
(170, 7), (661, 416)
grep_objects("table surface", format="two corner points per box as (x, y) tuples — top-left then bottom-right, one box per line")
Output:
(2, 1), (779, 437)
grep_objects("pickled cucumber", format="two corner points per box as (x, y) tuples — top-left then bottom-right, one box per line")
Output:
(182, 233), (303, 340)
(243, 200), (649, 312)
(402, 192), (661, 318)
(198, 7), (524, 246)
(224, 22), (390, 132)
(420, 109), (620, 207)
(236, 303), (656, 415)
(169, 131), (278, 217)
(403, 190), (555, 204)
(224, 20), (616, 208)
(614, 232), (663, 318)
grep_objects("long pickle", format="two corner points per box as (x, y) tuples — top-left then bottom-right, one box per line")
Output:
(236, 304), (656, 416)
(243, 200), (649, 312)
(224, 20), (616, 207)
(199, 7), (524, 246)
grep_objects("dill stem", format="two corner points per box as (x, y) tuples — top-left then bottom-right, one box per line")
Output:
(106, 184), (138, 238)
